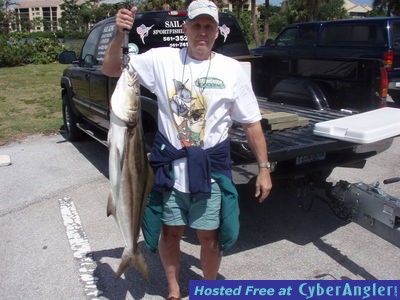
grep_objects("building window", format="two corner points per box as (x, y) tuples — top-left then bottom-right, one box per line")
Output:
(16, 8), (30, 31)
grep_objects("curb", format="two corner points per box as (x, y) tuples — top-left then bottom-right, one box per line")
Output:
(0, 155), (11, 167)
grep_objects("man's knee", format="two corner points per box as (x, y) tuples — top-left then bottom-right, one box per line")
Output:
(197, 230), (219, 251)
(162, 225), (185, 242)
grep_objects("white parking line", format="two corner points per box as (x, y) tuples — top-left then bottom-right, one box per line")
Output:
(59, 197), (103, 299)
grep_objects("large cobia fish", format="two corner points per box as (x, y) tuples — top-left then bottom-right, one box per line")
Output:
(107, 67), (153, 279)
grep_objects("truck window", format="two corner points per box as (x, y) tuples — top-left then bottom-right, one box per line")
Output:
(97, 23), (116, 63)
(81, 25), (104, 66)
(296, 26), (317, 46)
(320, 22), (386, 47)
(275, 27), (297, 47)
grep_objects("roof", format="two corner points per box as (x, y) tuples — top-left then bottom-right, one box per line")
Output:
(343, 0), (372, 13)
(15, 0), (86, 9)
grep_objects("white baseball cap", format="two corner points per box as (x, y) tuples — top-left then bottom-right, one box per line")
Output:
(187, 0), (219, 24)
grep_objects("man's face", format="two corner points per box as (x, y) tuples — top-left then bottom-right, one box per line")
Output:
(183, 16), (219, 59)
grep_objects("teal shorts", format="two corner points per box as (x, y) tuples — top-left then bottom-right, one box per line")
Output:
(161, 183), (221, 230)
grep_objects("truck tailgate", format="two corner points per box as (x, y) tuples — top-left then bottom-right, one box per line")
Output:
(229, 98), (382, 164)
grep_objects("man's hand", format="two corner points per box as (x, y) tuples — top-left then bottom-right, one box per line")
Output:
(115, 7), (137, 32)
(242, 121), (272, 203)
(254, 168), (272, 203)
(102, 7), (137, 77)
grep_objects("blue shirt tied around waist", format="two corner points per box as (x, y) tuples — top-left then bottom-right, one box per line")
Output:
(141, 131), (240, 251)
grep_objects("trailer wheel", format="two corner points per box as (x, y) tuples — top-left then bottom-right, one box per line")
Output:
(62, 93), (83, 141)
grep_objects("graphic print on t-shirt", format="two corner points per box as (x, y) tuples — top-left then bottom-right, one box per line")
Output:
(169, 79), (206, 147)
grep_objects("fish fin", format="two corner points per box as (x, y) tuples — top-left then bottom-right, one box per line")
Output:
(116, 247), (149, 280)
(106, 192), (116, 217)
(107, 128), (123, 218)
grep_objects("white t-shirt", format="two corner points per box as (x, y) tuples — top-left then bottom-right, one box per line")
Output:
(129, 47), (261, 192)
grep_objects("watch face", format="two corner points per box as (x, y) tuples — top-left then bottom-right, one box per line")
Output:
(259, 162), (271, 169)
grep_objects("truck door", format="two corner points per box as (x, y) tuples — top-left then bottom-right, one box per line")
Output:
(261, 24), (318, 75)
(269, 26), (297, 58)
(70, 24), (105, 121)
(80, 22), (114, 129)
(88, 23), (116, 130)
(292, 24), (318, 57)
(253, 26), (298, 97)
(88, 67), (109, 129)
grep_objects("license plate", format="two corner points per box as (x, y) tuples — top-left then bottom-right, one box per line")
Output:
(395, 82), (400, 88)
(296, 152), (326, 165)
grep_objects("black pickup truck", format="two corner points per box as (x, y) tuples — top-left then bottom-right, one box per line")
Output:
(57, 10), (393, 185)
(251, 17), (400, 107)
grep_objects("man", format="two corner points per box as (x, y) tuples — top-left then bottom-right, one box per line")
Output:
(102, 1), (272, 299)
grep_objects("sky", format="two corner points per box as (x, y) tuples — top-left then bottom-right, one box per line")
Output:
(268, 0), (373, 6)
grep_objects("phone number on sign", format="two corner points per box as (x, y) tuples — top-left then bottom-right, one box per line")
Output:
(163, 35), (187, 42)
(169, 42), (188, 48)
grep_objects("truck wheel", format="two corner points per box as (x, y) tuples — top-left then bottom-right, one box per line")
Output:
(62, 93), (83, 141)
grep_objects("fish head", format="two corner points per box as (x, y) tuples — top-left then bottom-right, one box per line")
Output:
(111, 69), (141, 124)
(124, 71), (141, 124)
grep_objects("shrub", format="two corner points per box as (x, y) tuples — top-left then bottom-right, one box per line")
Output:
(27, 38), (66, 64)
(0, 35), (66, 67)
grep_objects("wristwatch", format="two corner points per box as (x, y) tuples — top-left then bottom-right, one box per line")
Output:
(258, 162), (271, 169)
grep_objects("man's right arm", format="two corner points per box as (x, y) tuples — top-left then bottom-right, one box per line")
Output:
(101, 7), (137, 77)
(102, 31), (124, 77)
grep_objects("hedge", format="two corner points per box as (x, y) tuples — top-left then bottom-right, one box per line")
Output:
(0, 31), (87, 67)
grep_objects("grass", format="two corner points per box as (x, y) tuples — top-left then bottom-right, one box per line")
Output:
(0, 63), (66, 145)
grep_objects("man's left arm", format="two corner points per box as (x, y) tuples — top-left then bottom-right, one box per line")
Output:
(242, 121), (272, 203)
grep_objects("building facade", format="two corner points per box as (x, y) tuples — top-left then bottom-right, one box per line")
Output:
(13, 0), (85, 32)
(343, 0), (372, 18)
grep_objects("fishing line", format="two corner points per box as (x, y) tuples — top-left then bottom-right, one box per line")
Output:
(181, 48), (212, 94)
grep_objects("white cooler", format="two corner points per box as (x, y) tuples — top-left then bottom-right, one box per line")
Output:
(313, 107), (400, 144)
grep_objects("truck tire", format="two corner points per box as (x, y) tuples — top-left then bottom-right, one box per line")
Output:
(62, 93), (83, 141)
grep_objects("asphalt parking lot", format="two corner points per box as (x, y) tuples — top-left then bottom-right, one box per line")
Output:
(0, 133), (399, 299)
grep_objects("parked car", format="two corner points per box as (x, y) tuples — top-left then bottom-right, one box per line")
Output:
(251, 17), (400, 104)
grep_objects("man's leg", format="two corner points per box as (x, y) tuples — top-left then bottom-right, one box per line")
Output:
(159, 224), (185, 299)
(197, 229), (221, 279)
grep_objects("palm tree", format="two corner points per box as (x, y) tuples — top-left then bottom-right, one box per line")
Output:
(251, 0), (261, 45)
(373, 0), (400, 16)
(262, 0), (270, 42)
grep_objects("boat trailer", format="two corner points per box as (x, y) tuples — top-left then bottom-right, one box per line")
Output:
(323, 177), (400, 247)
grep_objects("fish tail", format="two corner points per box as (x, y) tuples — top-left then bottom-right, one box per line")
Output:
(116, 247), (149, 280)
